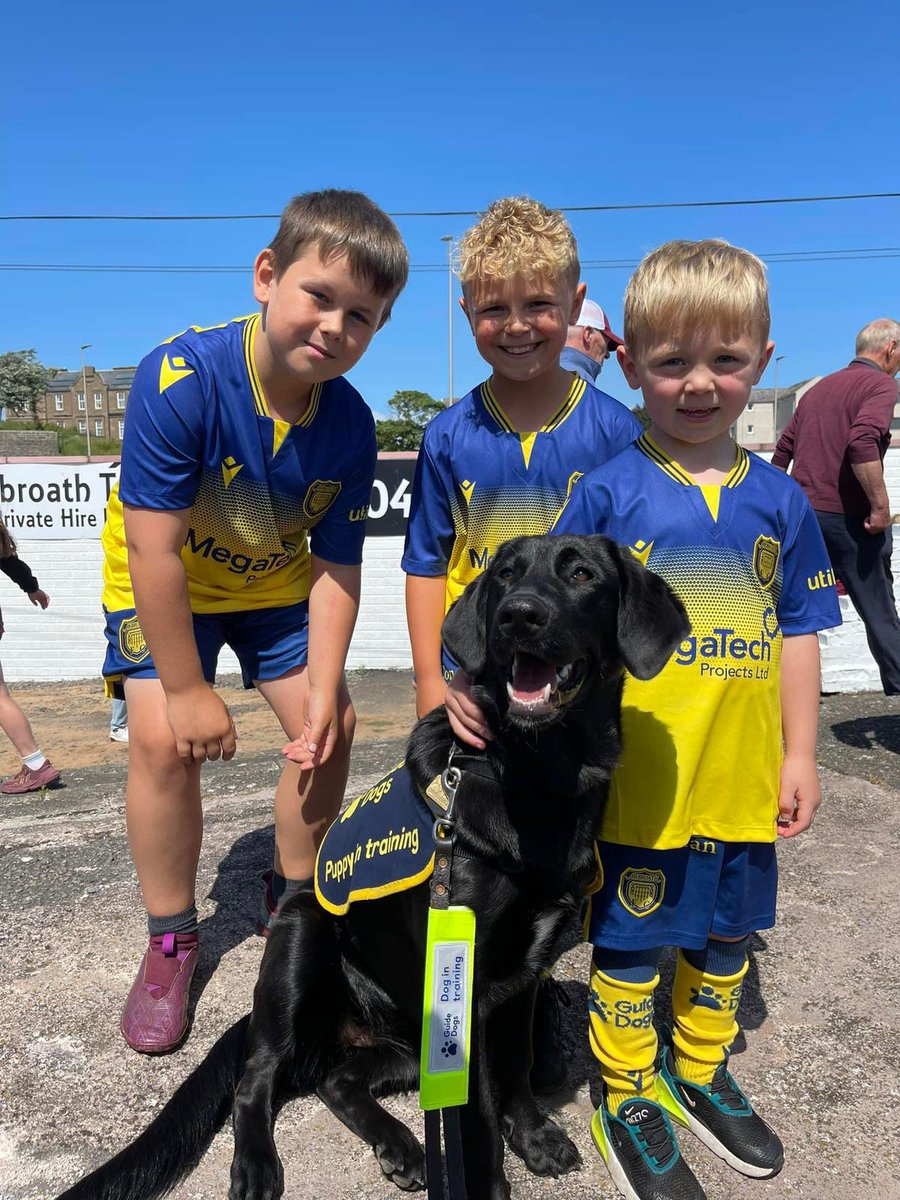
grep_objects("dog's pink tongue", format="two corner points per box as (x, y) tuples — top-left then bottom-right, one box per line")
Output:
(511, 654), (555, 701)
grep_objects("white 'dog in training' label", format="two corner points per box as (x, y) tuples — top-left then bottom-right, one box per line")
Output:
(426, 940), (471, 1074)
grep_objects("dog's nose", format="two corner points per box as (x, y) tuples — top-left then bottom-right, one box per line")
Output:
(496, 593), (549, 636)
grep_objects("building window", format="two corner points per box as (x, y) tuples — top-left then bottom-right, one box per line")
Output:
(94, 419), (104, 437)
(747, 402), (753, 411)
(117, 419), (125, 439)
(78, 420), (86, 433)
(77, 393), (86, 410)
(116, 391), (126, 409)
(55, 396), (65, 411)
(746, 424), (754, 434)
(93, 392), (103, 409)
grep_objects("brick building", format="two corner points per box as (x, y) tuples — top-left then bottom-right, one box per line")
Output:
(39, 364), (135, 441)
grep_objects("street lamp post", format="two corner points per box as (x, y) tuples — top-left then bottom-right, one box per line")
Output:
(440, 236), (454, 405)
(773, 354), (786, 432)
(80, 343), (92, 462)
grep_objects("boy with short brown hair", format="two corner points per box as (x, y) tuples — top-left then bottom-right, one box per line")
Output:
(101, 189), (408, 1055)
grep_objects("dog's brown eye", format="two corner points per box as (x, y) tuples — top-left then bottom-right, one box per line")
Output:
(498, 566), (515, 580)
(572, 567), (593, 582)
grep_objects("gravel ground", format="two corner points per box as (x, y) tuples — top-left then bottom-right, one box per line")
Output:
(0, 673), (898, 1200)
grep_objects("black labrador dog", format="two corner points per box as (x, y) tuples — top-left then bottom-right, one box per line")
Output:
(58, 533), (688, 1200)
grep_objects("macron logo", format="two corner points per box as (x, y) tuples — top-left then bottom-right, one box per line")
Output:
(159, 353), (195, 394)
(221, 457), (244, 488)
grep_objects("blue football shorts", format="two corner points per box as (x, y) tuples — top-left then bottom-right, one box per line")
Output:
(585, 836), (778, 951)
(102, 601), (310, 692)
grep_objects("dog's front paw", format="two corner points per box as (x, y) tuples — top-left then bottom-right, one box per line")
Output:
(230, 1145), (284, 1200)
(374, 1127), (426, 1191)
(508, 1116), (582, 1178)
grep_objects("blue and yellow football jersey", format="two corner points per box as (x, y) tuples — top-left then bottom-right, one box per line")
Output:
(401, 374), (640, 610)
(102, 314), (376, 614)
(554, 434), (842, 849)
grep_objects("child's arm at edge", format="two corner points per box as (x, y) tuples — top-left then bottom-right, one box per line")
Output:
(777, 632), (822, 838)
(405, 574), (449, 720)
(283, 556), (361, 770)
(124, 504), (237, 763)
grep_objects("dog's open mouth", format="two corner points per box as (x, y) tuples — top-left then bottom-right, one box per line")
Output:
(505, 652), (588, 716)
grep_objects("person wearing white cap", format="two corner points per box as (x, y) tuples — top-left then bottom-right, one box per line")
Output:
(560, 297), (624, 384)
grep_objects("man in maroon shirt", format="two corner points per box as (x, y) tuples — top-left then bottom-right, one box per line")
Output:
(773, 318), (900, 693)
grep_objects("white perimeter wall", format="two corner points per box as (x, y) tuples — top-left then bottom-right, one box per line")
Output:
(4, 452), (900, 692)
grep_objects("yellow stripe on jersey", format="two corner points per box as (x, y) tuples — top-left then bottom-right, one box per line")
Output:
(544, 374), (586, 431)
(699, 484), (721, 521)
(725, 447), (750, 488)
(243, 313), (268, 416)
(636, 434), (695, 486)
(480, 381), (515, 433)
(520, 431), (538, 469)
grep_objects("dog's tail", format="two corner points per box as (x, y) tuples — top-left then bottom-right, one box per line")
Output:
(56, 1014), (249, 1200)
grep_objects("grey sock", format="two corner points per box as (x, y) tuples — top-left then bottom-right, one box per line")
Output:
(270, 872), (307, 909)
(148, 903), (198, 937)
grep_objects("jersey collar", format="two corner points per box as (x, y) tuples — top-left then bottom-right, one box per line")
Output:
(242, 313), (323, 429)
(636, 433), (749, 489)
(479, 372), (586, 435)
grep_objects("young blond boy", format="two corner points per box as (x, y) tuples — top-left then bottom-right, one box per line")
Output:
(402, 197), (640, 1089)
(402, 196), (640, 723)
(101, 190), (408, 1054)
(549, 240), (841, 1200)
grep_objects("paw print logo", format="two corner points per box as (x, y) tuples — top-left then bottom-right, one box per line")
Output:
(589, 989), (612, 1023)
(690, 985), (725, 1011)
(441, 1041), (458, 1058)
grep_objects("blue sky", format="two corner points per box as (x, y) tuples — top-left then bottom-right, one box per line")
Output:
(1, 0), (897, 416)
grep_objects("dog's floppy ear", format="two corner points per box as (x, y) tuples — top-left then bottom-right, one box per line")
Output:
(613, 544), (690, 680)
(441, 573), (489, 679)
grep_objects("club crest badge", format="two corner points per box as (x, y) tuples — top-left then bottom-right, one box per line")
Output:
(618, 867), (666, 917)
(118, 615), (149, 664)
(302, 480), (342, 521)
(753, 535), (781, 588)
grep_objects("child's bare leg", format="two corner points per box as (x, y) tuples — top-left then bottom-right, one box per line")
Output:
(0, 675), (40, 758)
(119, 676), (203, 1053)
(123, 677), (202, 916)
(256, 669), (355, 880)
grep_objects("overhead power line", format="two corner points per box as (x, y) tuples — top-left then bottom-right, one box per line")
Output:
(1, 247), (899, 275)
(1, 191), (899, 222)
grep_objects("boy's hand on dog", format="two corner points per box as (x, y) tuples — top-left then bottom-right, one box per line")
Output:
(445, 671), (494, 749)
(776, 753), (822, 838)
(282, 685), (338, 770)
(167, 684), (237, 764)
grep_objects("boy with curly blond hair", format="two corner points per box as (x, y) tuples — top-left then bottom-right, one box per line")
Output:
(402, 195), (640, 1088)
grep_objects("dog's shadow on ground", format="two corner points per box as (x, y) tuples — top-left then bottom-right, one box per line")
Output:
(191, 824), (276, 1003)
(830, 715), (900, 755)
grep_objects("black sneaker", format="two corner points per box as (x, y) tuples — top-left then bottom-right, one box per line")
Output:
(657, 1040), (784, 1178)
(530, 974), (570, 1093)
(591, 1095), (707, 1200)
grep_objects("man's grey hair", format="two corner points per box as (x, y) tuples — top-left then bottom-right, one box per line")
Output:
(856, 318), (900, 356)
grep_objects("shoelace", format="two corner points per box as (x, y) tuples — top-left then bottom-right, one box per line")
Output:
(706, 1066), (749, 1112)
(633, 1107), (677, 1168)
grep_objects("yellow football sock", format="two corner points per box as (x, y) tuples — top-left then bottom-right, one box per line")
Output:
(588, 963), (659, 1112)
(672, 949), (748, 1085)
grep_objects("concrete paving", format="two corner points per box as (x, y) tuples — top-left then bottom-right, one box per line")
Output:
(1, 677), (898, 1200)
